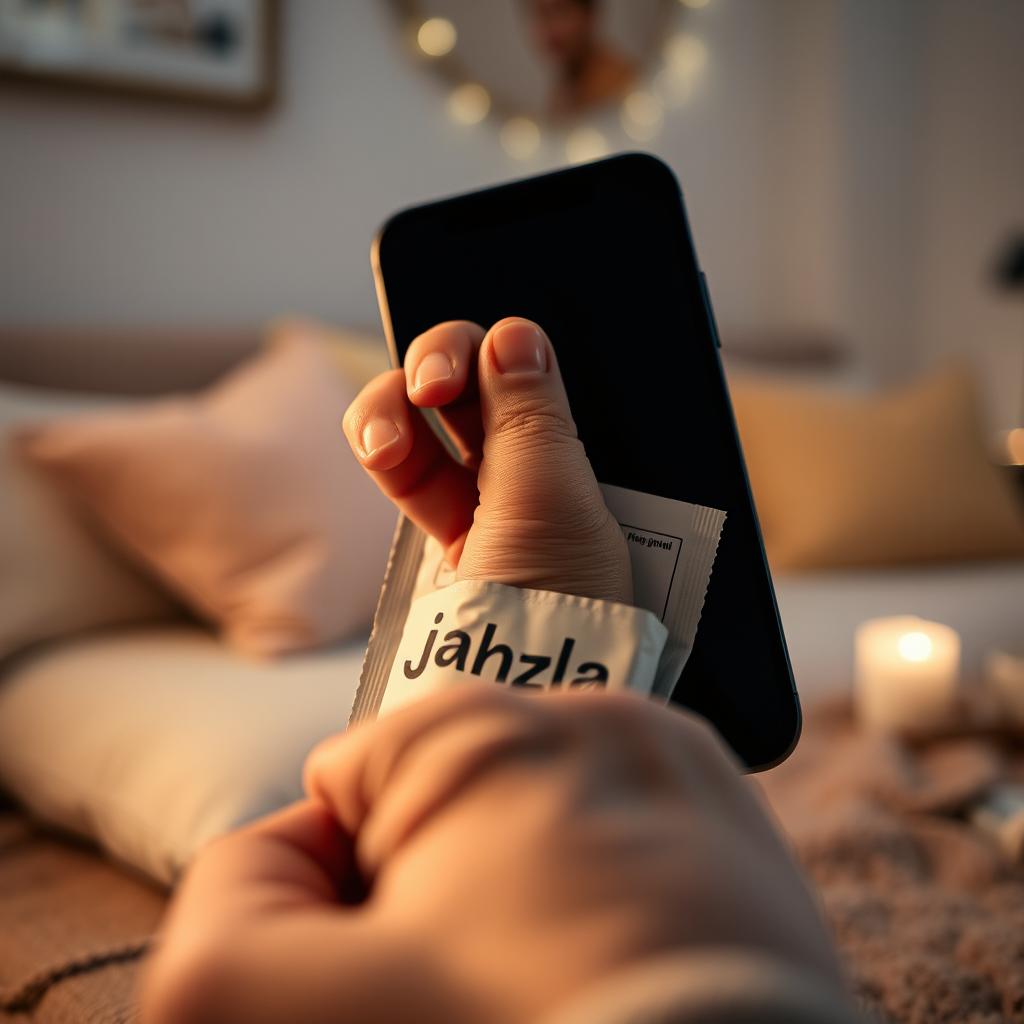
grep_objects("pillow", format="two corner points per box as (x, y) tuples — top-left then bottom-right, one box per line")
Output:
(20, 333), (396, 657)
(0, 382), (178, 664)
(730, 365), (1024, 571)
(268, 316), (390, 391)
(0, 626), (365, 883)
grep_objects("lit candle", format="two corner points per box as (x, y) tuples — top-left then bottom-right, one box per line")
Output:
(854, 616), (961, 735)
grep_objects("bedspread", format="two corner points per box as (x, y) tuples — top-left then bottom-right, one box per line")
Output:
(760, 698), (1024, 1023)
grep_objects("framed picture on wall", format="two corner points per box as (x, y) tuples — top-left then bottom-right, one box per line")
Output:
(0, 0), (277, 110)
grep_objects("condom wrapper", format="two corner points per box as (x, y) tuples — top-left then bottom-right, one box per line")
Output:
(350, 484), (725, 723)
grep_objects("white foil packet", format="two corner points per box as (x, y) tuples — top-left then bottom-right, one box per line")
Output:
(350, 484), (725, 723)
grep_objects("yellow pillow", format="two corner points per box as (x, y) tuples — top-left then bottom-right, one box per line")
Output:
(730, 366), (1024, 571)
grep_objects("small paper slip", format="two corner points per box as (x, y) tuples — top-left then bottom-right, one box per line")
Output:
(351, 485), (726, 722)
(599, 483), (726, 697)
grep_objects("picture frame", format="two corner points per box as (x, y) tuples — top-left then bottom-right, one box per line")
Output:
(0, 0), (278, 111)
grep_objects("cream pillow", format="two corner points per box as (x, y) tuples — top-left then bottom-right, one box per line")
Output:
(0, 626), (366, 884)
(731, 365), (1024, 571)
(0, 383), (178, 662)
(20, 333), (396, 657)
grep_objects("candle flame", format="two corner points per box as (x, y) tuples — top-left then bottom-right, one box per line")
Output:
(897, 631), (934, 663)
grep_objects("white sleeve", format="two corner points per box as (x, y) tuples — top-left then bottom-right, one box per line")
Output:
(378, 579), (668, 717)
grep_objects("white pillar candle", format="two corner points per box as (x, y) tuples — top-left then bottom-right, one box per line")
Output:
(854, 616), (961, 735)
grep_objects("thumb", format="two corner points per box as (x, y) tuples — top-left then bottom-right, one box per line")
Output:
(479, 316), (578, 456)
(464, 317), (631, 602)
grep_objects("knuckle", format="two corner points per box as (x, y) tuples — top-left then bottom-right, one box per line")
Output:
(347, 369), (405, 425)
(570, 690), (654, 734)
(561, 692), (719, 756)
(442, 681), (537, 722)
(491, 396), (577, 444)
(445, 684), (563, 740)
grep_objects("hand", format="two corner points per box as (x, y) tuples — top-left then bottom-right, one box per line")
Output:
(140, 687), (845, 1024)
(341, 317), (631, 604)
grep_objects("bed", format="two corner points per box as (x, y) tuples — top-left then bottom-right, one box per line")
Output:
(1, 327), (1022, 1023)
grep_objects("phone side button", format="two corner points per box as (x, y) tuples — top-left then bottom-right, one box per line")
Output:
(699, 272), (722, 349)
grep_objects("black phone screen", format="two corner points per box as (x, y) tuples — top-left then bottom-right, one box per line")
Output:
(373, 153), (799, 770)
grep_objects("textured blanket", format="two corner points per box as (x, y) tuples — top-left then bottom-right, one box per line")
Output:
(759, 697), (1024, 1024)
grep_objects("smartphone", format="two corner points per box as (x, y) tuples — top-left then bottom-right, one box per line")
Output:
(371, 153), (799, 771)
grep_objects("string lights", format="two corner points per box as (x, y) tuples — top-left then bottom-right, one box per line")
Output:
(416, 16), (457, 57)
(408, 0), (712, 163)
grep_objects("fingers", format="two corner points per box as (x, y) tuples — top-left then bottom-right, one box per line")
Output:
(140, 799), (437, 1024)
(456, 317), (629, 599)
(474, 317), (599, 524)
(345, 316), (616, 580)
(160, 801), (355, 936)
(303, 685), (748, 877)
(343, 369), (478, 560)
(478, 317), (576, 442)
(405, 321), (486, 466)
(404, 320), (482, 405)
(304, 687), (558, 870)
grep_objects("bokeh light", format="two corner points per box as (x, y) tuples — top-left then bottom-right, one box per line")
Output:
(500, 117), (541, 159)
(664, 32), (707, 78)
(565, 127), (610, 164)
(448, 83), (491, 125)
(417, 18), (456, 58)
(621, 89), (664, 141)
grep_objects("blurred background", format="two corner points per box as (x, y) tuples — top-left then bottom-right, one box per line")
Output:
(1, 0), (1022, 688)
(0, 8), (1023, 1020)
(0, 0), (1021, 410)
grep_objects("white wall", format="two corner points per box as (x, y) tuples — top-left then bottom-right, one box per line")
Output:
(916, 0), (1024, 423)
(0, 0), (1020, 387)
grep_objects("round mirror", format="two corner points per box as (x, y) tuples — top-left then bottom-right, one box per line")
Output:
(395, 0), (676, 123)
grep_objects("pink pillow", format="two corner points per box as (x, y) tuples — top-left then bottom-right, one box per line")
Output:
(20, 335), (395, 657)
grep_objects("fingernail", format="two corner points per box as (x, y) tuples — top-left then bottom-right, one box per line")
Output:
(491, 321), (547, 375)
(413, 351), (454, 392)
(360, 417), (400, 458)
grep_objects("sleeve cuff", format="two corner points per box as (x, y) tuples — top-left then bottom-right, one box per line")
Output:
(536, 951), (863, 1024)
(378, 579), (669, 717)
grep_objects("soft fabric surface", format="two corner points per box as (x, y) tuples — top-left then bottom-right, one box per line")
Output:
(19, 333), (395, 657)
(0, 382), (177, 665)
(0, 809), (162, 1024)
(0, 626), (366, 884)
(760, 698), (1024, 1023)
(267, 316), (390, 396)
(731, 366), (1024, 571)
